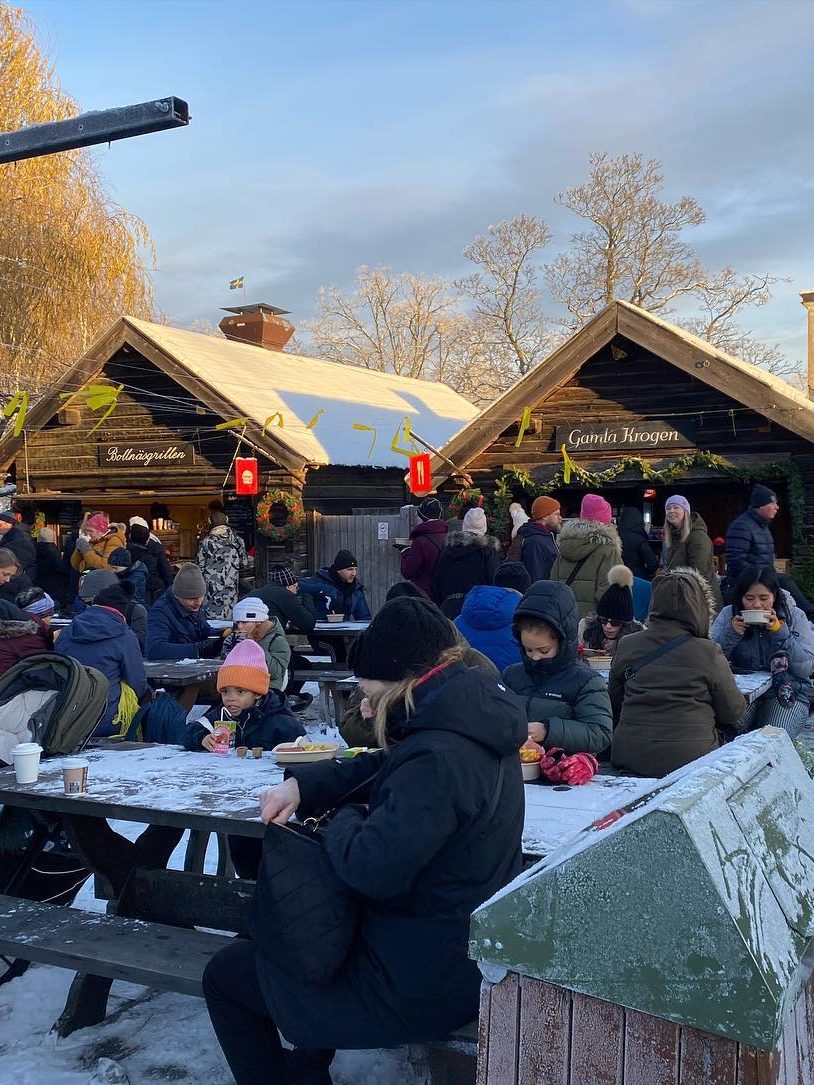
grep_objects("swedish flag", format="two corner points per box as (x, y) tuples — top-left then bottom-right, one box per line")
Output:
(229, 276), (245, 290)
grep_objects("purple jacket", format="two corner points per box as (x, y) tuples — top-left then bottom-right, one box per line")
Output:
(401, 519), (448, 598)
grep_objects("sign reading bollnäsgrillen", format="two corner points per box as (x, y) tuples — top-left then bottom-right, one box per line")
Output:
(554, 421), (697, 452)
(98, 443), (194, 467)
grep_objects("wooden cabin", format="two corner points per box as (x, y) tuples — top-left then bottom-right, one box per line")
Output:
(0, 312), (476, 577)
(432, 301), (814, 580)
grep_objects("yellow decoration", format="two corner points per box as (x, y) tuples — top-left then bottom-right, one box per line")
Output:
(262, 412), (285, 434)
(2, 390), (29, 437)
(515, 406), (532, 449)
(306, 409), (325, 429)
(352, 422), (377, 458)
(390, 416), (416, 458)
(215, 417), (249, 431)
(560, 444), (579, 484)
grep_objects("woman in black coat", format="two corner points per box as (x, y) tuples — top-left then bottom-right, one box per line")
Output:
(616, 506), (658, 581)
(34, 527), (70, 610)
(202, 597), (526, 1085)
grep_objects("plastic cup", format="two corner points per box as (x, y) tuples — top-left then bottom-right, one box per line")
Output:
(11, 742), (42, 785)
(62, 757), (90, 795)
(252, 746), (263, 760)
(521, 760), (541, 782)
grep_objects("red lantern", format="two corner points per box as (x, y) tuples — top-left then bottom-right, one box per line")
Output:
(235, 457), (259, 495)
(408, 453), (432, 495)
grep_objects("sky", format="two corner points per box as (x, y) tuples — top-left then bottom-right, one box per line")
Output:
(19, 0), (814, 369)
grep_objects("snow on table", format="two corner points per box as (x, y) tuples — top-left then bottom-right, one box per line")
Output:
(0, 745), (284, 832)
(522, 774), (657, 859)
(593, 665), (772, 703)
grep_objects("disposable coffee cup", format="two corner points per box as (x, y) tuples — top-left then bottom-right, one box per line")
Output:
(11, 742), (42, 785)
(62, 757), (89, 795)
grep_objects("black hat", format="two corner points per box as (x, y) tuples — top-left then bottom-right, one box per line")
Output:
(129, 524), (150, 546)
(95, 582), (135, 614)
(386, 580), (430, 601)
(331, 549), (357, 572)
(494, 561), (531, 595)
(269, 563), (297, 587)
(750, 484), (777, 509)
(349, 597), (456, 682)
(417, 497), (442, 522)
(596, 565), (634, 623)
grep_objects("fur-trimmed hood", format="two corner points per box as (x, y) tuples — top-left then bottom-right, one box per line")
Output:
(444, 531), (501, 552)
(649, 565), (716, 636)
(557, 518), (620, 562)
(0, 619), (40, 640)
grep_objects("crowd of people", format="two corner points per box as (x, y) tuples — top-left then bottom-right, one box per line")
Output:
(0, 487), (809, 1084)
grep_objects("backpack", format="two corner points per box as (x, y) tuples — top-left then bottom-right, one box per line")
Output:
(0, 653), (108, 756)
(129, 693), (187, 745)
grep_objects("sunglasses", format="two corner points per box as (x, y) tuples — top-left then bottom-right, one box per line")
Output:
(600, 617), (623, 628)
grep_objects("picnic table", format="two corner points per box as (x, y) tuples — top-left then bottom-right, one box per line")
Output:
(311, 620), (369, 663)
(144, 659), (222, 711)
(0, 744), (644, 1035)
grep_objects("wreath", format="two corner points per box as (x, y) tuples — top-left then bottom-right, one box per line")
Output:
(448, 487), (484, 520)
(256, 488), (305, 542)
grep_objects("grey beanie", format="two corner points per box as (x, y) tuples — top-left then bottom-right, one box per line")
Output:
(78, 569), (118, 600)
(173, 562), (206, 599)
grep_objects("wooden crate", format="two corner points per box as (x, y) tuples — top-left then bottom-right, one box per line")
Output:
(477, 972), (814, 1084)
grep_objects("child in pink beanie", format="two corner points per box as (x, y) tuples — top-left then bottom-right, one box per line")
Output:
(579, 493), (613, 524)
(183, 638), (304, 753)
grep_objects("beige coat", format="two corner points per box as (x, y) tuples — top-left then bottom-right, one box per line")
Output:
(550, 520), (623, 619)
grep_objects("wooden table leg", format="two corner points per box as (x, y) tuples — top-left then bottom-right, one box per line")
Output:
(55, 816), (184, 1036)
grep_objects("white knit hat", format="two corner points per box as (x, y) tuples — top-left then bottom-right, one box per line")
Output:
(232, 597), (269, 623)
(509, 502), (529, 539)
(462, 507), (488, 536)
(129, 516), (150, 529)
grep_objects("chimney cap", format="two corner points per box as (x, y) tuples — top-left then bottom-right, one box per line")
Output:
(221, 302), (291, 316)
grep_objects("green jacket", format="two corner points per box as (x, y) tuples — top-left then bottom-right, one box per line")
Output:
(550, 520), (623, 619)
(257, 620), (292, 689)
(609, 567), (745, 778)
(661, 512), (723, 612)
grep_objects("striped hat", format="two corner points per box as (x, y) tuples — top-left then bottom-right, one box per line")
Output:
(269, 564), (297, 588)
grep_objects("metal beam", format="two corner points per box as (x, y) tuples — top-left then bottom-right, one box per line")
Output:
(0, 97), (189, 164)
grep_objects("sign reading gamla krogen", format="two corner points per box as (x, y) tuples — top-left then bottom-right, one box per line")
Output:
(98, 443), (194, 467)
(554, 421), (697, 452)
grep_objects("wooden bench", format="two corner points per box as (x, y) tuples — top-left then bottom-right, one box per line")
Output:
(0, 892), (230, 1034)
(290, 668), (355, 728)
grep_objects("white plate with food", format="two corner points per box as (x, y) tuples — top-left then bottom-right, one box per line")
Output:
(272, 740), (340, 764)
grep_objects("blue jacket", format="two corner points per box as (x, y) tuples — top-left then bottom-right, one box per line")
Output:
(710, 594), (814, 705)
(297, 568), (372, 621)
(725, 508), (775, 578)
(517, 522), (558, 582)
(146, 588), (218, 661)
(120, 562), (148, 606)
(632, 575), (652, 622)
(454, 585), (522, 672)
(56, 606), (149, 735)
(183, 690), (305, 751)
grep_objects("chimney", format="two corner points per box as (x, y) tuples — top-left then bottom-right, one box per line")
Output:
(802, 291), (814, 400)
(219, 302), (295, 352)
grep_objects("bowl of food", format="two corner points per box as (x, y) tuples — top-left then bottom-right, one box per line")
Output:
(325, 613), (345, 623)
(742, 609), (771, 625)
(585, 655), (613, 669)
(272, 741), (339, 764)
(519, 740), (542, 781)
(521, 760), (541, 782)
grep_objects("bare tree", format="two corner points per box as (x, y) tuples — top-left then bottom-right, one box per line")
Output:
(546, 152), (706, 326)
(307, 266), (460, 381)
(680, 267), (796, 377)
(455, 215), (554, 378)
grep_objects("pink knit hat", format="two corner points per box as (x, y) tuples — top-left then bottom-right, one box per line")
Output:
(579, 493), (612, 524)
(86, 512), (110, 533)
(217, 639), (270, 696)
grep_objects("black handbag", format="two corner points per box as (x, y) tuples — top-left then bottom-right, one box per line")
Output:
(249, 775), (377, 987)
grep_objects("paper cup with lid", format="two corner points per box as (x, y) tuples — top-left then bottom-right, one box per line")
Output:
(11, 742), (43, 785)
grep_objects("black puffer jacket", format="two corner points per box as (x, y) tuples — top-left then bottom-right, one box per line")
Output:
(616, 507), (658, 580)
(255, 661), (526, 1049)
(433, 532), (502, 619)
(503, 581), (613, 755)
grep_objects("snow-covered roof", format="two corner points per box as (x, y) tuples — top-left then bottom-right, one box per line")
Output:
(0, 316), (477, 474)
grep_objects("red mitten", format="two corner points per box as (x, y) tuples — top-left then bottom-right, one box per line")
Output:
(539, 747), (566, 782)
(558, 752), (599, 786)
